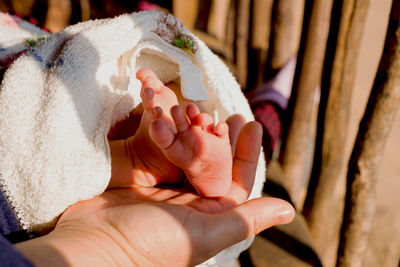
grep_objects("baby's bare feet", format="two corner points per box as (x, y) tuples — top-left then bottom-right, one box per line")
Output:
(149, 103), (232, 197)
(125, 68), (185, 186)
(126, 68), (232, 196)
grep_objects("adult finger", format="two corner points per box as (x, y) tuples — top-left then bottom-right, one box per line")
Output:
(227, 121), (262, 203)
(190, 197), (295, 266)
(225, 114), (246, 155)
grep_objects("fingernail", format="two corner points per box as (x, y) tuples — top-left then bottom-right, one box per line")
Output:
(276, 206), (295, 224)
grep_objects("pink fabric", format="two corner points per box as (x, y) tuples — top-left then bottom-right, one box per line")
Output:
(0, 13), (22, 28)
(138, 1), (160, 11)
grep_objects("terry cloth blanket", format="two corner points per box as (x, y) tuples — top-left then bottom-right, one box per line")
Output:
(0, 11), (266, 266)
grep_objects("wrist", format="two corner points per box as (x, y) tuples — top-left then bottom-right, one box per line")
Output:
(15, 226), (134, 267)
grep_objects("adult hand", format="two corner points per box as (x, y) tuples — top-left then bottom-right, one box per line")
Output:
(16, 121), (295, 266)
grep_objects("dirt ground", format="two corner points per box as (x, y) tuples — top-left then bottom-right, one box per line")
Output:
(349, 0), (399, 266)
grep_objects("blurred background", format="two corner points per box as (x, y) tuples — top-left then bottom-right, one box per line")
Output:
(1, 0), (399, 266)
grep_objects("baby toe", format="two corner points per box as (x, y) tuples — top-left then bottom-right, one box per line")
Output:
(151, 106), (163, 119)
(141, 87), (155, 110)
(142, 76), (164, 93)
(171, 105), (189, 132)
(149, 119), (175, 150)
(136, 68), (157, 81)
(215, 122), (229, 137)
(186, 103), (200, 119)
(190, 113), (214, 132)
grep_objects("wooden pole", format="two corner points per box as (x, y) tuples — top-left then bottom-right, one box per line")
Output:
(246, 0), (274, 90)
(207, 0), (231, 41)
(80, 0), (90, 21)
(304, 0), (370, 266)
(235, 0), (253, 87)
(173, 0), (200, 30)
(337, 1), (400, 266)
(280, 0), (335, 210)
(45, 0), (72, 32)
(268, 0), (304, 71)
(250, 0), (273, 51)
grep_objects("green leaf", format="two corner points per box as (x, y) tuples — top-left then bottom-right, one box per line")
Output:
(25, 38), (36, 47)
(173, 36), (185, 47)
(186, 38), (194, 51)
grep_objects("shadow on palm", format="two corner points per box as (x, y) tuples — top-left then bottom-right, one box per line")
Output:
(53, 119), (278, 266)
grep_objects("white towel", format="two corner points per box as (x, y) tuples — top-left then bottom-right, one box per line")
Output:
(0, 11), (266, 266)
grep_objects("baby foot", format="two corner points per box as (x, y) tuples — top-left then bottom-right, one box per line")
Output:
(149, 103), (233, 197)
(126, 68), (185, 186)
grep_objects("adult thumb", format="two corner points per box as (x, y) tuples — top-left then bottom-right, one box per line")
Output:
(193, 197), (295, 265)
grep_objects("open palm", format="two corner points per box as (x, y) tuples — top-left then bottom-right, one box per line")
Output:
(17, 120), (294, 267)
(56, 186), (292, 267)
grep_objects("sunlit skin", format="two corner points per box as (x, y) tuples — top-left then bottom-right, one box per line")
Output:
(109, 68), (233, 197)
(12, 69), (296, 267)
(16, 118), (295, 267)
